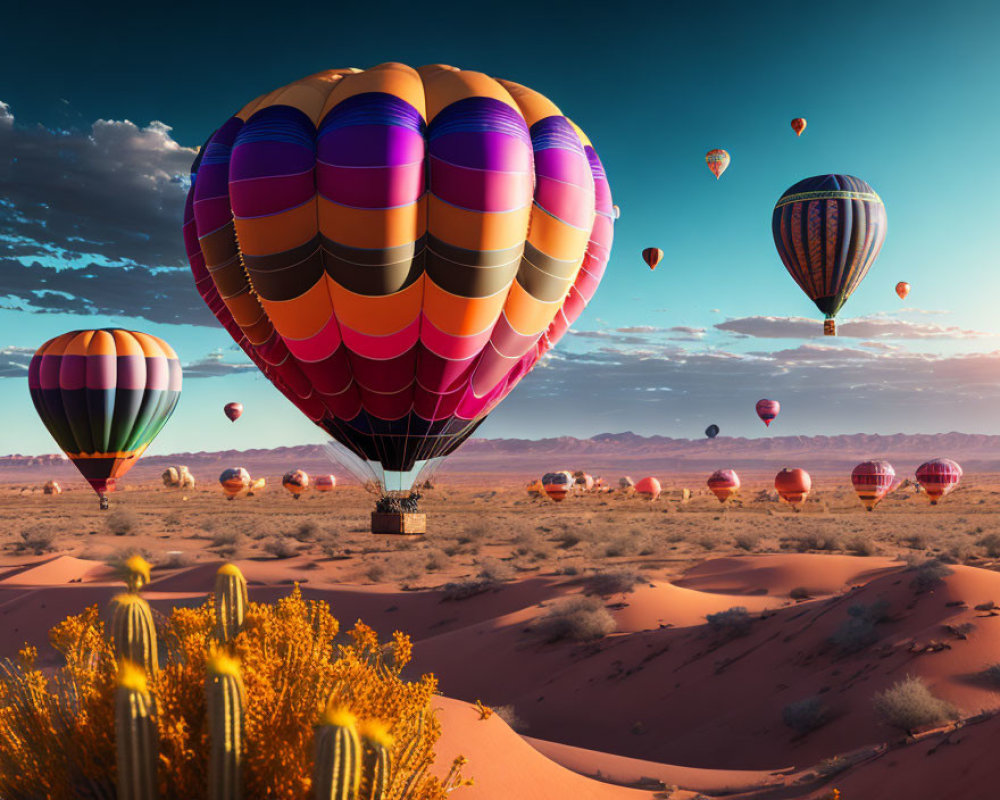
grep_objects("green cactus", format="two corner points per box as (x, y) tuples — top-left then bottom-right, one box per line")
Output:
(313, 706), (362, 800)
(111, 593), (158, 677)
(115, 661), (158, 800)
(359, 721), (393, 800)
(214, 563), (248, 644)
(207, 651), (245, 800)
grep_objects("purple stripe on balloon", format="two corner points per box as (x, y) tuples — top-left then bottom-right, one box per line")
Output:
(144, 356), (168, 392)
(428, 158), (532, 213)
(534, 179), (593, 229)
(39, 354), (62, 391)
(59, 355), (87, 391)
(86, 354), (117, 391)
(115, 355), (147, 390)
(317, 163), (423, 209)
(430, 131), (532, 173)
(230, 172), (316, 217)
(534, 147), (590, 189)
(230, 140), (315, 182)
(318, 124), (425, 168)
(27, 356), (41, 390)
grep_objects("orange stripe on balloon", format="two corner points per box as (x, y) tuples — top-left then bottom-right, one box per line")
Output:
(321, 62), (427, 121)
(502, 281), (567, 336)
(422, 278), (507, 337)
(258, 279), (335, 341)
(427, 196), (530, 252)
(528, 210), (592, 262)
(419, 65), (520, 123)
(327, 275), (423, 336)
(234, 199), (318, 256)
(318, 196), (425, 250)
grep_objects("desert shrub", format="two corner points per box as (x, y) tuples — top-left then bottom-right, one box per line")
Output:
(904, 533), (929, 550)
(979, 664), (1000, 686)
(873, 676), (959, 732)
(292, 520), (320, 541)
(364, 562), (387, 583)
(162, 511), (182, 528)
(706, 607), (752, 640)
(533, 596), (616, 643)
(692, 534), (718, 551)
(602, 536), (635, 558)
(262, 537), (298, 559)
(14, 526), (57, 555)
(456, 524), (488, 545)
(584, 568), (640, 597)
(789, 531), (841, 552)
(211, 530), (241, 548)
(978, 533), (1000, 558)
(830, 599), (891, 654)
(441, 577), (498, 601)
(106, 508), (138, 536)
(943, 540), (975, 564)
(424, 549), (448, 572)
(733, 531), (760, 551)
(910, 559), (953, 593)
(554, 529), (582, 549)
(789, 586), (811, 600)
(782, 696), (831, 734)
(0, 578), (464, 798)
(492, 704), (527, 732)
(846, 534), (877, 557)
(158, 550), (193, 570)
(476, 557), (515, 583)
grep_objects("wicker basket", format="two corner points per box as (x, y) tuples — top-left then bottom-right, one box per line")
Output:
(370, 512), (426, 535)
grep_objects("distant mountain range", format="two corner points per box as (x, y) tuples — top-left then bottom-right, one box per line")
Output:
(3, 432), (1000, 484)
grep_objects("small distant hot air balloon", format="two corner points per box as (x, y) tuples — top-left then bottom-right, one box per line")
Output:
(613, 205), (621, 220)
(915, 459), (962, 505)
(219, 467), (250, 499)
(851, 460), (896, 511)
(756, 399), (780, 427)
(634, 476), (661, 500)
(619, 476), (635, 493)
(705, 424), (720, 439)
(642, 248), (664, 270)
(707, 469), (740, 503)
(43, 480), (62, 496)
(572, 471), (595, 491)
(162, 467), (181, 488)
(772, 175), (887, 336)
(247, 477), (266, 496)
(705, 149), (730, 179)
(282, 470), (310, 499)
(790, 118), (807, 136)
(526, 479), (544, 496)
(775, 468), (811, 509)
(542, 471), (573, 502)
(895, 282), (910, 301)
(224, 402), (243, 422)
(28, 329), (182, 509)
(314, 474), (337, 492)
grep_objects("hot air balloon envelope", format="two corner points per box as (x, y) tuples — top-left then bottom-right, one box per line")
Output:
(224, 402), (243, 422)
(707, 469), (740, 503)
(851, 460), (895, 511)
(634, 476), (661, 500)
(705, 149), (730, 179)
(542, 471), (573, 502)
(314, 474), (337, 492)
(642, 248), (663, 270)
(756, 399), (780, 427)
(219, 467), (251, 498)
(775, 468), (811, 507)
(282, 470), (310, 497)
(895, 282), (910, 300)
(705, 424), (720, 439)
(791, 118), (807, 136)
(915, 458), (962, 505)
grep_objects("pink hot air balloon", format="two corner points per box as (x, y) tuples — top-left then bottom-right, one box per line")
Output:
(851, 460), (895, 511)
(224, 402), (244, 422)
(756, 399), (780, 427)
(634, 476), (661, 500)
(915, 458), (962, 505)
(314, 474), (337, 492)
(707, 469), (740, 504)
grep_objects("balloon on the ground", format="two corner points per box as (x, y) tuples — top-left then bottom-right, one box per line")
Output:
(248, 477), (266, 495)
(43, 480), (61, 495)
(542, 471), (573, 502)
(573, 471), (594, 491)
(642, 248), (663, 270)
(851, 460), (896, 511)
(775, 468), (811, 508)
(756, 399), (780, 427)
(619, 476), (635, 492)
(224, 402), (243, 422)
(707, 469), (740, 503)
(526, 478), (544, 496)
(705, 149), (730, 179)
(314, 474), (337, 492)
(219, 467), (251, 498)
(183, 63), (615, 496)
(915, 458), (962, 505)
(634, 476), (661, 500)
(895, 281), (910, 300)
(162, 466), (195, 489)
(705, 424), (720, 439)
(772, 175), (887, 336)
(790, 118), (807, 136)
(28, 329), (182, 507)
(282, 470), (310, 499)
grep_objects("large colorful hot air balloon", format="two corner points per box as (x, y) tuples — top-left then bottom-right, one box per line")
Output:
(224, 402), (243, 422)
(775, 468), (811, 508)
(282, 469), (310, 498)
(756, 399), (780, 427)
(705, 149), (730, 179)
(642, 248), (663, 270)
(28, 330), (182, 508)
(772, 175), (886, 336)
(707, 469), (740, 503)
(314, 474), (337, 492)
(916, 458), (962, 505)
(219, 467), (251, 499)
(895, 281), (910, 301)
(851, 460), (895, 511)
(705, 424), (720, 439)
(183, 64), (615, 515)
(542, 471), (573, 502)
(790, 118), (807, 136)
(634, 476), (661, 500)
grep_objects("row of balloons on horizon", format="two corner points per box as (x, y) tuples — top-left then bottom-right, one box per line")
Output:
(534, 457), (964, 510)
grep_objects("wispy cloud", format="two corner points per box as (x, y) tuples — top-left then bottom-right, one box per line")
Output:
(0, 345), (33, 377)
(182, 350), (256, 378)
(715, 315), (992, 340)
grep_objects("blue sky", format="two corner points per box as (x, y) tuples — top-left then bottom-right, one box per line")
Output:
(3, 0), (1000, 456)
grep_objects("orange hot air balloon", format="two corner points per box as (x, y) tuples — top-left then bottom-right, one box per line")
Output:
(282, 470), (310, 498)
(915, 458), (962, 505)
(542, 471), (573, 502)
(791, 118), (807, 136)
(314, 474), (337, 492)
(707, 469), (740, 504)
(642, 248), (664, 270)
(526, 479), (544, 496)
(705, 149), (730, 179)
(573, 471), (595, 491)
(219, 467), (250, 499)
(247, 477), (266, 496)
(634, 476), (661, 500)
(895, 282), (910, 300)
(851, 460), (895, 511)
(775, 468), (811, 508)
(43, 480), (62, 495)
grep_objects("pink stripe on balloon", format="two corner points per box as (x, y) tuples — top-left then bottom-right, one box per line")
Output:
(415, 349), (478, 394)
(418, 315), (493, 360)
(317, 162), (423, 209)
(230, 172), (316, 218)
(59, 355), (87, 391)
(111, 355), (145, 390)
(283, 314), (343, 362)
(429, 158), (533, 213)
(340, 316), (420, 360)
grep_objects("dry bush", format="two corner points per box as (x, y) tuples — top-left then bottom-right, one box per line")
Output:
(157, 551), (193, 570)
(979, 664), (1000, 686)
(106, 508), (139, 536)
(211, 530), (241, 548)
(476, 557), (514, 583)
(441, 577), (498, 601)
(910, 559), (953, 593)
(533, 596), (616, 643)
(292, 520), (320, 541)
(733, 531), (760, 551)
(162, 511), (182, 528)
(977, 533), (1000, 558)
(14, 526), (57, 555)
(830, 599), (890, 654)
(788, 531), (841, 552)
(846, 534), (877, 557)
(873, 676), (959, 732)
(263, 536), (298, 559)
(492, 704), (527, 732)
(456, 524), (489, 545)
(584, 568), (640, 597)
(424, 548), (448, 572)
(782, 696), (831, 735)
(789, 586), (811, 600)
(365, 562), (387, 583)
(553, 529), (582, 549)
(706, 607), (752, 640)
